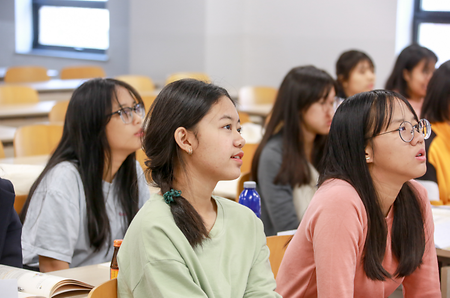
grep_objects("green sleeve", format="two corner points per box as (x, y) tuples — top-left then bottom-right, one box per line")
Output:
(132, 260), (208, 298)
(244, 219), (282, 298)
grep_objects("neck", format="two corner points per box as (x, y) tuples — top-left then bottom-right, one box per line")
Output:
(408, 92), (423, 103)
(369, 166), (403, 216)
(103, 151), (129, 183)
(172, 166), (217, 215)
(301, 126), (316, 163)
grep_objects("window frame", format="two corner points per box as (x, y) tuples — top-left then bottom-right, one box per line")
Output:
(31, 0), (108, 55)
(413, 0), (450, 44)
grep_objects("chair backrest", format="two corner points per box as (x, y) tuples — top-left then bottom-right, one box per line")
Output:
(238, 111), (251, 124)
(165, 72), (210, 85)
(141, 94), (157, 113)
(60, 66), (106, 80)
(236, 171), (251, 202)
(49, 100), (70, 123)
(241, 142), (258, 174)
(0, 85), (39, 104)
(266, 235), (293, 278)
(14, 124), (63, 157)
(0, 141), (5, 159)
(4, 66), (50, 83)
(238, 86), (278, 105)
(115, 75), (155, 93)
(87, 278), (117, 298)
(14, 194), (28, 214)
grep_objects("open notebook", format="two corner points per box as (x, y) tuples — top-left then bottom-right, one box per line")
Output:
(0, 265), (93, 298)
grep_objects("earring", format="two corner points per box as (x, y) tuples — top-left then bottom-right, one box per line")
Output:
(188, 148), (193, 155)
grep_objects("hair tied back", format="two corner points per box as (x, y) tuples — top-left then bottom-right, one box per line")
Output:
(163, 189), (182, 205)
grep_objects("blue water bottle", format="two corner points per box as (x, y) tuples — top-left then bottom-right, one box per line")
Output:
(238, 181), (261, 218)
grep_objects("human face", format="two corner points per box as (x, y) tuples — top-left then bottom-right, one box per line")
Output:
(367, 100), (426, 186)
(105, 86), (144, 158)
(188, 96), (245, 182)
(404, 59), (436, 99)
(301, 87), (336, 137)
(343, 60), (375, 97)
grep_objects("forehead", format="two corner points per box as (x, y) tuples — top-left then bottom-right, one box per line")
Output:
(112, 86), (136, 108)
(202, 96), (238, 123)
(387, 99), (415, 126)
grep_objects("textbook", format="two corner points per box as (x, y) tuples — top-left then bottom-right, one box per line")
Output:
(0, 265), (94, 298)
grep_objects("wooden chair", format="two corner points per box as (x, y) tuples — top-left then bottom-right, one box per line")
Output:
(165, 72), (210, 85)
(14, 124), (63, 157)
(60, 66), (106, 80)
(4, 66), (50, 83)
(0, 141), (5, 159)
(0, 85), (39, 104)
(241, 143), (258, 174)
(266, 235), (293, 278)
(236, 171), (251, 202)
(238, 86), (278, 105)
(238, 111), (251, 124)
(115, 75), (155, 93)
(141, 94), (157, 113)
(87, 278), (117, 298)
(49, 100), (70, 123)
(14, 194), (28, 214)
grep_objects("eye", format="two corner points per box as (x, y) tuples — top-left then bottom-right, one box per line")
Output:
(223, 124), (232, 130)
(237, 127), (242, 134)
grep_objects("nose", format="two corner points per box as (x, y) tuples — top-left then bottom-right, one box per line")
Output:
(410, 129), (424, 145)
(235, 132), (245, 148)
(132, 110), (143, 125)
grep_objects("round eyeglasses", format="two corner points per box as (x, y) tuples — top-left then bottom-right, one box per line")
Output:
(109, 104), (145, 124)
(377, 119), (431, 143)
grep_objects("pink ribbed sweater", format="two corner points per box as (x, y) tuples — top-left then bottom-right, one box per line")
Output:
(276, 179), (440, 298)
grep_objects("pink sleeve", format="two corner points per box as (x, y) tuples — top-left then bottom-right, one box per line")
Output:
(402, 181), (441, 297)
(308, 184), (366, 297)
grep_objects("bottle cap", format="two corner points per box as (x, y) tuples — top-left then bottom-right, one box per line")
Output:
(243, 181), (256, 189)
(113, 239), (123, 247)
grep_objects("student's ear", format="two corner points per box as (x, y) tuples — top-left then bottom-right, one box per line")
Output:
(174, 127), (195, 155)
(365, 145), (373, 163)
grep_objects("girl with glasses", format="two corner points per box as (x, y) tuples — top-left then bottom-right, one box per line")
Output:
(20, 78), (150, 272)
(417, 60), (450, 205)
(276, 90), (440, 297)
(117, 79), (281, 298)
(251, 65), (336, 236)
(385, 44), (437, 118)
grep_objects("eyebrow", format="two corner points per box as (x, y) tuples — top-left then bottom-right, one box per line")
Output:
(219, 115), (240, 123)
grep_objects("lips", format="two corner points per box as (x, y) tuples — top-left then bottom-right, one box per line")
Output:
(231, 152), (244, 160)
(415, 148), (426, 161)
(135, 128), (144, 137)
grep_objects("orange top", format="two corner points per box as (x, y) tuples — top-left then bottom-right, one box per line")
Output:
(114, 239), (123, 247)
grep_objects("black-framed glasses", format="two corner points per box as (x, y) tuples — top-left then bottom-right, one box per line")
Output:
(109, 104), (145, 124)
(377, 119), (431, 143)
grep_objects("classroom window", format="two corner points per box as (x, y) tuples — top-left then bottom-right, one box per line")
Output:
(413, 0), (450, 66)
(28, 0), (109, 59)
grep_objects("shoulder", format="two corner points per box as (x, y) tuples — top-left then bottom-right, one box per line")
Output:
(307, 179), (366, 221)
(0, 178), (15, 207)
(214, 196), (263, 230)
(44, 161), (80, 182)
(261, 135), (283, 156)
(0, 178), (14, 194)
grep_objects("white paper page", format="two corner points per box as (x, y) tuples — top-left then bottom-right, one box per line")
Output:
(0, 279), (18, 298)
(432, 207), (450, 249)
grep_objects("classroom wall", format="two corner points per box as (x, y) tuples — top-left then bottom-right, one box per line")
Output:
(1, 0), (404, 92)
(0, 0), (129, 77)
(129, 0), (399, 93)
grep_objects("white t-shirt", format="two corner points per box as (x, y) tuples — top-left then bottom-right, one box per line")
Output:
(21, 161), (149, 268)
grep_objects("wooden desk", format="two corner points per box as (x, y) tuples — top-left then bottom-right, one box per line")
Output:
(237, 103), (272, 118)
(0, 78), (85, 93)
(0, 101), (56, 127)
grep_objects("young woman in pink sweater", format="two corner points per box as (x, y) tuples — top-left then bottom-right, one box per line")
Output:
(276, 90), (441, 297)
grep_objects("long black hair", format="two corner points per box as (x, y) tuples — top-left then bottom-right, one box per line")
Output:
(320, 90), (426, 280)
(385, 44), (437, 98)
(142, 79), (233, 247)
(421, 60), (450, 123)
(20, 78), (143, 251)
(251, 65), (336, 188)
(336, 49), (375, 98)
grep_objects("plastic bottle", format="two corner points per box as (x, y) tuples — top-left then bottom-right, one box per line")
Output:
(110, 239), (123, 279)
(238, 181), (261, 218)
